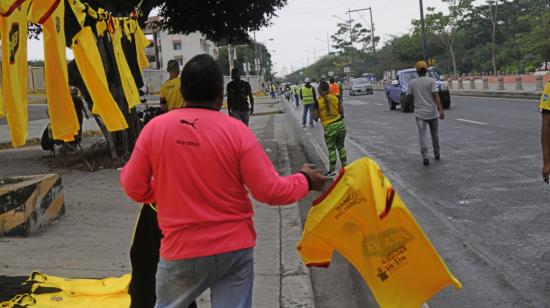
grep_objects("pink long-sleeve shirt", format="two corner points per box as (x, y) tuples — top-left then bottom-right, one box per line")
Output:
(120, 108), (309, 260)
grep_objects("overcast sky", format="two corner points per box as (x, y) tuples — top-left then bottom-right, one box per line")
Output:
(27, 0), (484, 75)
(255, 0), (481, 76)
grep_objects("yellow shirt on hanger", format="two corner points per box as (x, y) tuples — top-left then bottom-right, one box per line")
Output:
(0, 0), (30, 147)
(108, 17), (141, 109)
(29, 0), (80, 142)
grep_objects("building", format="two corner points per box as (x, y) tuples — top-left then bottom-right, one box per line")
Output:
(145, 16), (219, 70)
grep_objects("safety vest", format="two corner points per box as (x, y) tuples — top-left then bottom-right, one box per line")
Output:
(301, 85), (314, 104)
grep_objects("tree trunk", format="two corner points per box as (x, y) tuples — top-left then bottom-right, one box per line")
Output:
(449, 44), (458, 75)
(489, 2), (498, 75)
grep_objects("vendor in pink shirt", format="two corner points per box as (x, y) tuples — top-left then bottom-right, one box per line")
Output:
(120, 54), (327, 308)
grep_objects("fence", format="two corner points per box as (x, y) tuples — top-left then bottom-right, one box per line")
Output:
(13, 67), (264, 95)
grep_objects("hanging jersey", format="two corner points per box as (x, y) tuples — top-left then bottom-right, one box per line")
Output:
(0, 0), (29, 147)
(29, 0), (79, 142)
(71, 26), (127, 131)
(109, 18), (141, 109)
(0, 0), (24, 16)
(298, 157), (462, 307)
(133, 21), (150, 71)
(121, 19), (144, 89)
(159, 78), (184, 111)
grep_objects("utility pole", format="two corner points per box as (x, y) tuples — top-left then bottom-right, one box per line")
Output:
(347, 7), (376, 54)
(326, 32), (330, 55)
(347, 8), (353, 44)
(228, 43), (235, 72)
(419, 0), (427, 61)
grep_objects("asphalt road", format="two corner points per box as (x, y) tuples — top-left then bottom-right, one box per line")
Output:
(285, 92), (550, 307)
(0, 104), (49, 126)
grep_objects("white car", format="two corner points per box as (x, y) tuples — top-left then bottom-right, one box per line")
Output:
(349, 78), (373, 96)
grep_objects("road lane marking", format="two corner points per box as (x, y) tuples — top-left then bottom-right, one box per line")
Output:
(373, 103), (383, 106)
(456, 118), (488, 126)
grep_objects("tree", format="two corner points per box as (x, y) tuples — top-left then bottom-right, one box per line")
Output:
(331, 22), (376, 54)
(64, 0), (289, 159)
(487, 0), (503, 74)
(416, 1), (472, 75)
(217, 43), (274, 79)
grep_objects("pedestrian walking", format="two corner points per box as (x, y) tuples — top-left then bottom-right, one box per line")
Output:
(159, 60), (184, 112)
(300, 78), (317, 128)
(120, 54), (327, 308)
(314, 81), (347, 177)
(540, 81), (550, 183)
(406, 60), (445, 166)
(293, 81), (300, 107)
(329, 77), (341, 103)
(269, 82), (276, 100)
(311, 78), (320, 97)
(226, 68), (254, 126)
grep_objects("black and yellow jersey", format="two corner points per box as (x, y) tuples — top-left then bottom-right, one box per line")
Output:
(29, 0), (80, 142)
(0, 0), (30, 147)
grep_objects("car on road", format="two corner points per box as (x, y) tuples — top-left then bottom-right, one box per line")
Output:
(349, 78), (373, 96)
(384, 68), (451, 112)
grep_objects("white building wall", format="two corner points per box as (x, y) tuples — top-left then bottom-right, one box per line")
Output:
(155, 31), (218, 70)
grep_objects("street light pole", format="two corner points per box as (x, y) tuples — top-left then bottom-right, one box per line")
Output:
(419, 0), (427, 61)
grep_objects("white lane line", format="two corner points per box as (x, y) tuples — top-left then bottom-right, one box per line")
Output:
(373, 103), (383, 106)
(456, 118), (488, 126)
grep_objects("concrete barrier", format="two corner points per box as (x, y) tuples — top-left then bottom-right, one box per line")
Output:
(497, 76), (505, 90)
(482, 77), (489, 90)
(515, 76), (524, 91)
(536, 75), (544, 91)
(458, 78), (464, 89)
(0, 174), (65, 236)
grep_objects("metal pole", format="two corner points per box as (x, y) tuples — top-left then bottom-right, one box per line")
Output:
(326, 32), (330, 55)
(228, 43), (234, 72)
(419, 0), (427, 61)
(348, 9), (353, 45)
(369, 7), (375, 54)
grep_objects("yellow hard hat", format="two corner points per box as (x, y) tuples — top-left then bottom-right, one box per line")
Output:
(416, 60), (428, 71)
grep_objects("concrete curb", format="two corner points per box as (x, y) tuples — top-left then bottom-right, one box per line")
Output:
(374, 87), (541, 100)
(449, 90), (541, 100)
(278, 140), (315, 308)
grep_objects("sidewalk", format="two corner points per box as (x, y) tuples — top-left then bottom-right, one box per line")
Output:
(0, 96), (314, 307)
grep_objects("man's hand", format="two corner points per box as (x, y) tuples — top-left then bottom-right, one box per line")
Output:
(249, 107), (254, 115)
(439, 111), (445, 120)
(543, 164), (550, 184)
(300, 164), (328, 191)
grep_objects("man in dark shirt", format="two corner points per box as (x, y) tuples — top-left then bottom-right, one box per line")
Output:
(226, 68), (255, 126)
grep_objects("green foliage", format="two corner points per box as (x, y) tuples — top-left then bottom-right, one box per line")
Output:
(289, 0), (549, 81)
(217, 44), (274, 79)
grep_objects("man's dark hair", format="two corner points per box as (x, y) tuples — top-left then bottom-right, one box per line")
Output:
(231, 67), (240, 80)
(417, 68), (427, 77)
(329, 77), (335, 83)
(319, 81), (330, 93)
(167, 60), (179, 73)
(180, 54), (223, 103)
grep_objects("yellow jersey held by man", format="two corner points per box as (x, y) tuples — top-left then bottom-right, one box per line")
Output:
(298, 157), (462, 307)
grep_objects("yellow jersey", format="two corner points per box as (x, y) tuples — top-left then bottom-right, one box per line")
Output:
(160, 78), (184, 110)
(298, 157), (462, 307)
(108, 17), (141, 109)
(317, 94), (342, 127)
(29, 0), (80, 142)
(0, 0), (30, 147)
(71, 26), (128, 132)
(540, 82), (550, 112)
